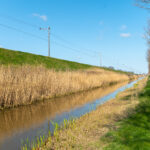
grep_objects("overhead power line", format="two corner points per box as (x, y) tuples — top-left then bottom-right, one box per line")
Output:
(1, 14), (139, 72)
(0, 23), (47, 41)
(51, 40), (96, 57)
(0, 22), (137, 71)
(0, 14), (100, 54)
(0, 23), (96, 58)
(0, 21), (140, 72)
(40, 26), (51, 57)
(0, 14), (39, 28)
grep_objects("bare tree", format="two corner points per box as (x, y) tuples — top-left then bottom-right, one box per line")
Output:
(144, 21), (150, 44)
(144, 21), (150, 74)
(147, 48), (150, 73)
(136, 0), (150, 73)
(136, 0), (150, 9)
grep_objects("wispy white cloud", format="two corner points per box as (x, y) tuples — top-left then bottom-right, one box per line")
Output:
(121, 25), (127, 30)
(120, 33), (131, 38)
(32, 13), (47, 21)
(0, 45), (3, 48)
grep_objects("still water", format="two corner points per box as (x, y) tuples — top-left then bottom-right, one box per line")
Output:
(0, 79), (140, 150)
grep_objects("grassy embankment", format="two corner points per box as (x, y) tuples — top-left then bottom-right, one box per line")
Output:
(0, 48), (137, 109)
(35, 77), (147, 150)
(0, 48), (134, 73)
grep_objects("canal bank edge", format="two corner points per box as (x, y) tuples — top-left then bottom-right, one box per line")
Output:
(37, 77), (147, 150)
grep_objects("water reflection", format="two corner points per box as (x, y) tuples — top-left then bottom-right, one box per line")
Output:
(0, 81), (129, 149)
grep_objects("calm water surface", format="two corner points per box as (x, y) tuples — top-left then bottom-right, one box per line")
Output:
(0, 79), (140, 150)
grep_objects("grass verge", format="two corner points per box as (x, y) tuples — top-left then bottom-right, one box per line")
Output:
(102, 76), (150, 150)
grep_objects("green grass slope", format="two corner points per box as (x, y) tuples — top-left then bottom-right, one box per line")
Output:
(0, 48), (92, 70)
(0, 48), (135, 74)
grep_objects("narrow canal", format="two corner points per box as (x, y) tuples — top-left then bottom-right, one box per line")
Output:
(0, 79), (140, 150)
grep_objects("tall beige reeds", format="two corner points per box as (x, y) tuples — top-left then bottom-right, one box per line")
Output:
(0, 65), (134, 108)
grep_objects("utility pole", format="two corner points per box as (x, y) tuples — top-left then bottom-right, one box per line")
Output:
(40, 26), (50, 57)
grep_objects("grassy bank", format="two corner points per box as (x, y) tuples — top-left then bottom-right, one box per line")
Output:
(33, 77), (147, 150)
(102, 77), (150, 150)
(0, 66), (133, 109)
(0, 48), (134, 74)
(0, 48), (92, 71)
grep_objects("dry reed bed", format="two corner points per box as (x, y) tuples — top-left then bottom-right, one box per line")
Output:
(0, 65), (134, 108)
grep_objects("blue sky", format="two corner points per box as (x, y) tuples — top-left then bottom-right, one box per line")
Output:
(0, 0), (149, 73)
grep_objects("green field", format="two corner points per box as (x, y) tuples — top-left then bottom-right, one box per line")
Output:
(0, 48), (134, 74)
(0, 48), (92, 70)
(102, 77), (150, 150)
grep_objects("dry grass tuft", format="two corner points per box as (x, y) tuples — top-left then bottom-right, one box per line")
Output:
(0, 65), (134, 108)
